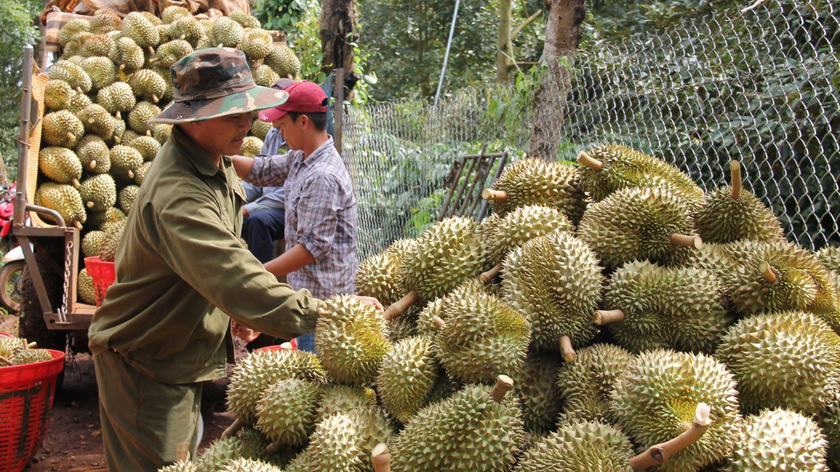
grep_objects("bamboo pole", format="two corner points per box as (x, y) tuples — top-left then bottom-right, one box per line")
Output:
(629, 403), (712, 471)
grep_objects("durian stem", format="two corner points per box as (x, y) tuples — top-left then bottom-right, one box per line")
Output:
(86, 201), (94, 209)
(149, 57), (160, 64)
(280, 341), (294, 350)
(371, 443), (391, 472)
(730, 160), (742, 200)
(66, 132), (76, 142)
(432, 316), (446, 329)
(114, 135), (121, 143)
(383, 291), (419, 320)
(480, 264), (503, 284)
(152, 94), (160, 103)
(76, 86), (83, 94)
(629, 403), (712, 471)
(265, 440), (284, 455)
(559, 336), (576, 362)
(27, 342), (37, 348)
(481, 189), (507, 202)
(145, 130), (152, 136)
(89, 160), (97, 170)
(217, 43), (223, 48)
(577, 150), (604, 171)
(670, 234), (704, 250)
(73, 221), (83, 231)
(179, 34), (186, 40)
(594, 309), (625, 325)
(119, 64), (126, 70)
(127, 170), (135, 179)
(490, 375), (514, 403)
(71, 178), (81, 188)
(147, 46), (155, 55)
(221, 417), (245, 439)
(0, 356), (12, 366)
(115, 111), (121, 120)
(760, 262), (777, 283)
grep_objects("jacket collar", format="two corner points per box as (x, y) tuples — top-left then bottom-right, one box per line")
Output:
(171, 125), (223, 177)
(302, 136), (335, 168)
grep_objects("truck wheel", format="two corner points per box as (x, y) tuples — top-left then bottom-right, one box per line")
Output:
(0, 261), (24, 313)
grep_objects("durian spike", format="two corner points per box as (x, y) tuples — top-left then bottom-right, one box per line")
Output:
(730, 160), (742, 199)
(71, 178), (81, 188)
(66, 132), (76, 142)
(73, 221), (83, 231)
(27, 342), (37, 348)
(265, 440), (283, 455)
(577, 150), (604, 171)
(221, 417), (245, 439)
(490, 375), (514, 403)
(481, 189), (507, 202)
(383, 291), (419, 320)
(629, 403), (712, 471)
(152, 94), (160, 103)
(559, 336), (576, 362)
(115, 111), (121, 120)
(431, 316), (445, 329)
(670, 233), (704, 249)
(480, 263), (502, 283)
(760, 262), (777, 283)
(0, 356), (11, 366)
(594, 309), (625, 325)
(86, 201), (94, 209)
(371, 443), (391, 472)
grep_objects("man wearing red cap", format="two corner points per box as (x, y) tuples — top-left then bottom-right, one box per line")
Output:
(232, 81), (358, 352)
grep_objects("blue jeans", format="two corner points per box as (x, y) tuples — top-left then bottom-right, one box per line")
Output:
(242, 209), (285, 263)
(295, 332), (315, 352)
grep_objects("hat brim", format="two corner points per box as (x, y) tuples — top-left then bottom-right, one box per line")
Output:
(149, 86), (289, 124)
(258, 107), (289, 123)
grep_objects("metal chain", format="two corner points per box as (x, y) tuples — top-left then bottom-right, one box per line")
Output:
(58, 239), (73, 324)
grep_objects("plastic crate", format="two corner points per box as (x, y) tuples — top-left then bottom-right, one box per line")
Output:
(256, 340), (297, 352)
(0, 349), (65, 472)
(85, 256), (116, 307)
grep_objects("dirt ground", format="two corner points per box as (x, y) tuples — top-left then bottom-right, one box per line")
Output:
(1, 315), (241, 472)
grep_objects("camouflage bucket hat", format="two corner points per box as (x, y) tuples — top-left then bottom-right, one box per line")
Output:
(149, 48), (288, 124)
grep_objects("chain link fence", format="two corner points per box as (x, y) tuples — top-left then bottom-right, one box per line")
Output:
(342, 0), (840, 260)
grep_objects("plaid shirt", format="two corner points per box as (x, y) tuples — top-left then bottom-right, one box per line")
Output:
(245, 136), (358, 299)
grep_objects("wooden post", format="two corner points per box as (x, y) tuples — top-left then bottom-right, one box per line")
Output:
(334, 68), (344, 154)
(496, 0), (513, 82)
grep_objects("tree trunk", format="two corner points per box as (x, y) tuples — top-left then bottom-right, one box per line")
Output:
(527, 0), (586, 160)
(320, 0), (359, 96)
(496, 0), (513, 82)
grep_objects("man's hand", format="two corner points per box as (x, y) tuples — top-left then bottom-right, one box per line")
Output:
(231, 320), (261, 343)
(351, 295), (383, 310)
(242, 206), (250, 217)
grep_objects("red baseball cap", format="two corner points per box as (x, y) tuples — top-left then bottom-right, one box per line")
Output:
(259, 81), (329, 122)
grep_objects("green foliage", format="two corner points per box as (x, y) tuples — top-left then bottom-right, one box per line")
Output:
(290, 5), (326, 83)
(253, 0), (315, 35)
(0, 0), (40, 180)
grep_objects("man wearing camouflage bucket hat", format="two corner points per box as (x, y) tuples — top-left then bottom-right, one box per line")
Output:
(87, 48), (381, 471)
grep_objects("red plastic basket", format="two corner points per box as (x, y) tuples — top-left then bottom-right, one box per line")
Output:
(85, 256), (116, 307)
(256, 340), (297, 352)
(0, 349), (65, 472)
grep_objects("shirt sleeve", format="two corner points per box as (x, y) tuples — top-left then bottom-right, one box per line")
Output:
(153, 190), (319, 338)
(244, 187), (285, 214)
(296, 175), (341, 262)
(245, 153), (293, 188)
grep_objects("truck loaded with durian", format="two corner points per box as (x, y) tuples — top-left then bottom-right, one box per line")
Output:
(11, 6), (302, 360)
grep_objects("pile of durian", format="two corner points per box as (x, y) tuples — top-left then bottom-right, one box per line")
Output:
(158, 143), (840, 472)
(0, 336), (54, 366)
(34, 7), (300, 305)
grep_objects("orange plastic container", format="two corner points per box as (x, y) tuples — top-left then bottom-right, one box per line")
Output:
(0, 349), (65, 472)
(84, 256), (116, 306)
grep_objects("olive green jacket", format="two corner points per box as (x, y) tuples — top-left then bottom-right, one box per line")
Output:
(88, 126), (321, 384)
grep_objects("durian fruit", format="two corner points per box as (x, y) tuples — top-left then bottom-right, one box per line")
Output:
(66, 93), (93, 114)
(316, 294), (392, 385)
(109, 117), (127, 146)
(816, 245), (840, 274)
(578, 186), (702, 269)
(169, 16), (205, 48)
(118, 185), (140, 215)
(501, 231), (602, 360)
(82, 231), (105, 258)
(377, 335), (440, 423)
(211, 17), (245, 47)
(513, 419), (634, 472)
(577, 142), (704, 204)
(12, 348), (54, 366)
(390, 378), (524, 472)
(819, 394), (840, 471)
(153, 123), (172, 145)
(48, 60), (92, 94)
(240, 136), (264, 157)
(229, 11), (262, 29)
(129, 136), (161, 162)
(716, 311), (840, 416)
(221, 458), (282, 472)
(385, 216), (487, 319)
(724, 408), (827, 472)
(434, 285), (530, 384)
(695, 161), (784, 244)
(98, 219), (126, 262)
(110, 145), (144, 184)
(161, 6), (192, 24)
(315, 384), (378, 425)
(414, 281), (485, 338)
(43, 110), (85, 148)
(129, 70), (167, 104)
(44, 80), (75, 110)
(514, 350), (563, 434)
(256, 377), (322, 449)
(39, 147), (82, 187)
(253, 65), (280, 88)
(265, 45), (301, 79)
(250, 120), (272, 141)
(88, 207), (127, 232)
(59, 19), (91, 46)
(356, 240), (414, 307)
(90, 9), (122, 34)
(194, 428), (269, 472)
(81, 33), (114, 58)
(225, 349), (327, 434)
(306, 406), (394, 472)
(241, 29), (273, 60)
(122, 12), (160, 49)
(610, 349), (742, 472)
(482, 158), (587, 224)
(121, 130), (141, 145)
(480, 205), (573, 282)
(81, 56), (117, 90)
(135, 161), (153, 186)
(556, 343), (634, 425)
(74, 134), (110, 173)
(79, 174), (117, 211)
(97, 82), (136, 119)
(128, 101), (162, 134)
(76, 104), (116, 140)
(158, 461), (196, 472)
(35, 182), (86, 230)
(78, 268), (98, 305)
(0, 337), (29, 359)
(152, 39), (194, 68)
(282, 450), (309, 472)
(111, 36), (145, 73)
(596, 260), (732, 354)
